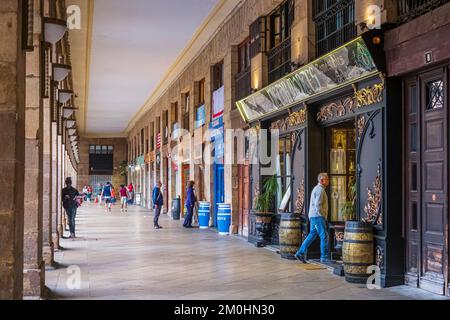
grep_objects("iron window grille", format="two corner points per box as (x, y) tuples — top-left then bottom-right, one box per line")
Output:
(313, 0), (357, 58)
(397, 0), (450, 24)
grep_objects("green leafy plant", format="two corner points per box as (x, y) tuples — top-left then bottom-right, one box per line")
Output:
(118, 160), (128, 177)
(255, 175), (279, 213)
(341, 181), (357, 221)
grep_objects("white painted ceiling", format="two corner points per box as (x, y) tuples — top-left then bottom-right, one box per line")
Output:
(86, 0), (218, 136)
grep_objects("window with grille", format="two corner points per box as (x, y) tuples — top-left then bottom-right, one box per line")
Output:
(235, 38), (252, 102)
(267, 0), (294, 84)
(89, 145), (114, 175)
(313, 0), (356, 58)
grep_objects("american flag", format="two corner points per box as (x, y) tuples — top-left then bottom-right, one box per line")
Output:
(156, 133), (161, 149)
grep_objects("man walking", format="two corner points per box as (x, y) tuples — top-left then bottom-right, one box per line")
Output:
(183, 181), (197, 228)
(101, 182), (113, 213)
(152, 181), (164, 229)
(295, 172), (332, 263)
(62, 177), (80, 239)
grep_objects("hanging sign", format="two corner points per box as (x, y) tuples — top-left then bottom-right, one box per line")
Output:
(236, 37), (378, 122)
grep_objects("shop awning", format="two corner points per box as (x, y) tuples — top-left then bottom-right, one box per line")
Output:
(236, 36), (380, 123)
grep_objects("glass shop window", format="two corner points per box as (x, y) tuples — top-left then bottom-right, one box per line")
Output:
(329, 126), (356, 222)
(276, 135), (292, 212)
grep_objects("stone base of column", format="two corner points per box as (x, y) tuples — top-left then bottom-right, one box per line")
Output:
(230, 224), (239, 235)
(43, 244), (54, 266)
(52, 232), (61, 250)
(58, 224), (64, 238)
(23, 261), (45, 299)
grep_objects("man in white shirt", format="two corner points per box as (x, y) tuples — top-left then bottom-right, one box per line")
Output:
(295, 172), (331, 263)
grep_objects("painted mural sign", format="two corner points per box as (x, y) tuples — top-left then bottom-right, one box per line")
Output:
(236, 37), (378, 122)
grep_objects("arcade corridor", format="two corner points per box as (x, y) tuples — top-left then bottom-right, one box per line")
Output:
(2, 0), (450, 301)
(45, 204), (446, 300)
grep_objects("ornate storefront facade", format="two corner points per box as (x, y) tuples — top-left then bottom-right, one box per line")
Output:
(238, 32), (405, 288)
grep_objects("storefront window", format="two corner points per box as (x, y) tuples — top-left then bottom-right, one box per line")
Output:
(276, 135), (292, 212)
(329, 126), (356, 222)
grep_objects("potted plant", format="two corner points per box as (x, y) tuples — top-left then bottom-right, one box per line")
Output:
(254, 175), (278, 213)
(253, 175), (278, 247)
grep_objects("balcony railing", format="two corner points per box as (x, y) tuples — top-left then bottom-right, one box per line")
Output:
(235, 66), (252, 101)
(397, 0), (450, 24)
(268, 37), (291, 84)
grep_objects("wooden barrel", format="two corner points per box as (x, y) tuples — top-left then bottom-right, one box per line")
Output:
(278, 213), (302, 260)
(342, 221), (374, 283)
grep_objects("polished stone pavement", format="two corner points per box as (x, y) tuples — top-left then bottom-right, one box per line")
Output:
(45, 203), (449, 300)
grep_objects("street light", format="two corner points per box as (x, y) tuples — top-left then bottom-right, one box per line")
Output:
(66, 120), (76, 128)
(43, 17), (68, 45)
(53, 63), (72, 82)
(58, 90), (73, 104)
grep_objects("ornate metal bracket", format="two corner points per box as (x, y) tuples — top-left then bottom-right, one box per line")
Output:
(362, 163), (382, 226)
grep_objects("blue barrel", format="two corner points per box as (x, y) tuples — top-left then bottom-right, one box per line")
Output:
(217, 203), (231, 235)
(198, 202), (210, 229)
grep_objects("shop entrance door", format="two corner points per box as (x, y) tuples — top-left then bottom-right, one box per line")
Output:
(214, 164), (225, 228)
(326, 122), (356, 259)
(238, 162), (250, 237)
(181, 164), (190, 218)
(405, 67), (448, 295)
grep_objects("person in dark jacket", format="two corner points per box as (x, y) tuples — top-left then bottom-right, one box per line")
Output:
(152, 181), (164, 229)
(183, 181), (197, 228)
(62, 177), (80, 239)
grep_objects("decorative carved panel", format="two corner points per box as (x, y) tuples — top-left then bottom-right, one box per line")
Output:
(271, 108), (307, 131)
(362, 163), (382, 225)
(317, 80), (385, 123)
(376, 245), (384, 270)
(354, 79), (385, 109)
(295, 179), (305, 215)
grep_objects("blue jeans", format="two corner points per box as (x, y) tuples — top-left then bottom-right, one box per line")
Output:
(66, 206), (77, 234)
(296, 216), (329, 260)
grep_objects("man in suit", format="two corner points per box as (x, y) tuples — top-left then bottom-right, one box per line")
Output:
(152, 181), (164, 229)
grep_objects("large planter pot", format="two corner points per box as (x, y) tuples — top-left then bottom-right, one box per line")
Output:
(254, 212), (274, 247)
(278, 213), (302, 260)
(342, 221), (374, 284)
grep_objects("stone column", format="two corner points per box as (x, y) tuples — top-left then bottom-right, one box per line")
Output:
(224, 48), (239, 234)
(23, 2), (45, 298)
(0, 0), (26, 300)
(51, 122), (59, 249)
(57, 135), (64, 237)
(42, 95), (53, 265)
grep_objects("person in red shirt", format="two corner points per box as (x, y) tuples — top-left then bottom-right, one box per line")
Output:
(127, 183), (134, 205)
(120, 185), (130, 213)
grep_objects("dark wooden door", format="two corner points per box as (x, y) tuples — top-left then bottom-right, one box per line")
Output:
(181, 164), (190, 217)
(419, 69), (448, 295)
(238, 162), (250, 237)
(405, 67), (448, 295)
